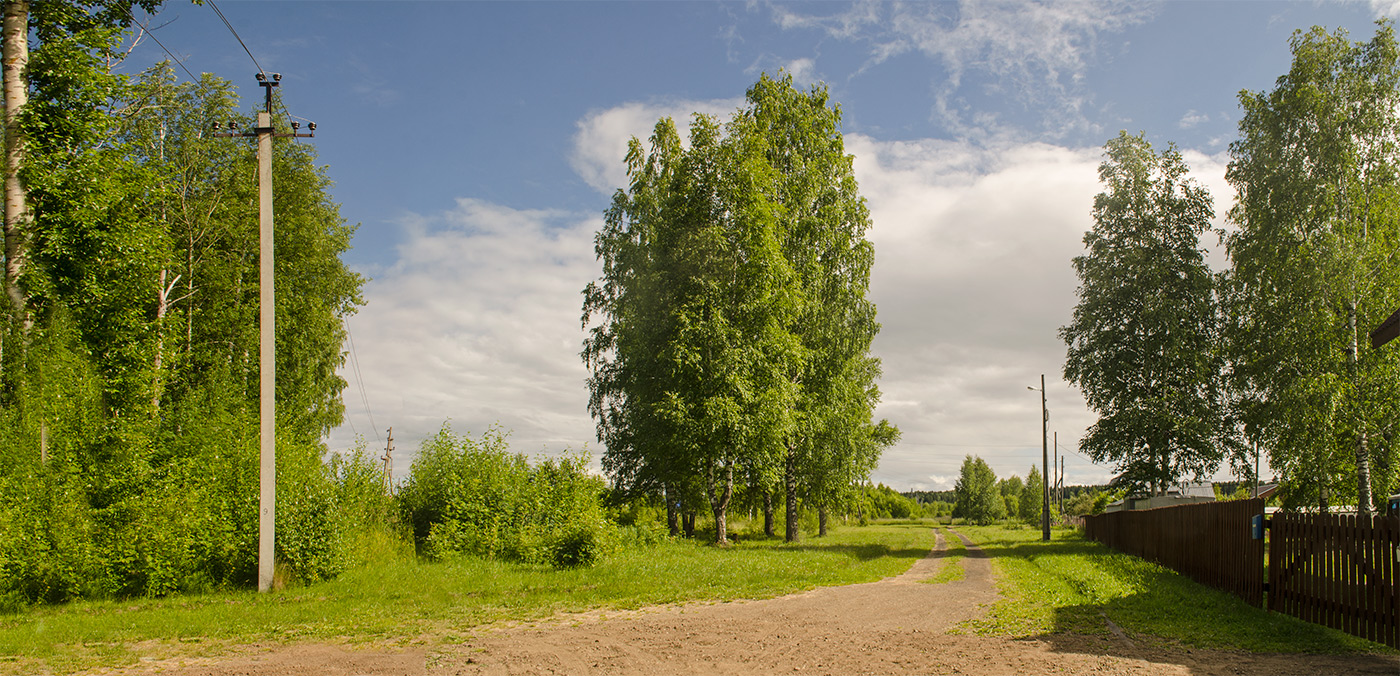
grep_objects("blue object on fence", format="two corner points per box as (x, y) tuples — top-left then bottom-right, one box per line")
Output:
(1251, 513), (1265, 540)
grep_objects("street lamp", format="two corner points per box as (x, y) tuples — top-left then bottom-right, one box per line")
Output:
(1028, 375), (1050, 542)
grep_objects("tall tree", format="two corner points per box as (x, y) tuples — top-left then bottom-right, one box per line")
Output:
(583, 73), (891, 544)
(1, 0), (162, 383)
(1061, 131), (1235, 496)
(1020, 464), (1043, 527)
(953, 455), (1005, 526)
(1223, 22), (1400, 513)
(582, 114), (797, 545)
(3, 0), (30, 330)
(738, 73), (891, 543)
(0, 41), (364, 599)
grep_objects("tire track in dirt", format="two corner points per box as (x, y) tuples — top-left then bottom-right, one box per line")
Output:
(103, 527), (1400, 676)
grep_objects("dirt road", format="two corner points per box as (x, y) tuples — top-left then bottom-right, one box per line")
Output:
(112, 529), (1398, 676)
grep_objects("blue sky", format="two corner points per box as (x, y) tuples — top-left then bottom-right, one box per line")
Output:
(128, 1), (1396, 491)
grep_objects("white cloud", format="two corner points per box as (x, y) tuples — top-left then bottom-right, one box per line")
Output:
(1178, 109), (1209, 129)
(770, 0), (1154, 138)
(329, 199), (602, 478)
(1371, 0), (1400, 18)
(847, 134), (1105, 487)
(786, 57), (818, 84)
(570, 98), (745, 195)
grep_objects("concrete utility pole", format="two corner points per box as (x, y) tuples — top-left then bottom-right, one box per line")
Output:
(217, 73), (313, 592)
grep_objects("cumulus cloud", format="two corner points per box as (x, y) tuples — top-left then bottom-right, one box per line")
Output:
(570, 98), (745, 195)
(847, 134), (1106, 486)
(329, 199), (602, 477)
(769, 0), (1153, 139)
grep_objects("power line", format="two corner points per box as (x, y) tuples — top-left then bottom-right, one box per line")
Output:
(346, 324), (380, 442)
(1056, 439), (1109, 468)
(124, 10), (201, 83)
(898, 438), (1112, 470)
(205, 0), (264, 76)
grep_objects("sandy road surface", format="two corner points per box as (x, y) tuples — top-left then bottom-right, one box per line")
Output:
(107, 529), (1398, 676)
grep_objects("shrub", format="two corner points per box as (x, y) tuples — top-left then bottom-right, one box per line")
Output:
(397, 423), (610, 565)
(549, 524), (606, 568)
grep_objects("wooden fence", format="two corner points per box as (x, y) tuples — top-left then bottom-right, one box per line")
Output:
(1269, 512), (1399, 649)
(1083, 498), (1265, 606)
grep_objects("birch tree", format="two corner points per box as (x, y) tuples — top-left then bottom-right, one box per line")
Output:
(582, 115), (797, 545)
(1061, 131), (1235, 496)
(1223, 22), (1400, 513)
(739, 73), (891, 542)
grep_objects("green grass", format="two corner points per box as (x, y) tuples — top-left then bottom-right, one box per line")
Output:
(0, 523), (935, 675)
(955, 525), (1394, 655)
(922, 528), (966, 584)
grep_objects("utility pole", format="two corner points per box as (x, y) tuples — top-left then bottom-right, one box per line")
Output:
(216, 73), (313, 593)
(1254, 440), (1260, 499)
(1059, 455), (1065, 516)
(383, 427), (394, 495)
(1052, 431), (1058, 515)
(1029, 375), (1049, 542)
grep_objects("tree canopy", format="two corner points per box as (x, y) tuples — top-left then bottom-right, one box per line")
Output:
(953, 455), (1005, 526)
(1062, 131), (1237, 496)
(1223, 22), (1400, 513)
(582, 73), (893, 544)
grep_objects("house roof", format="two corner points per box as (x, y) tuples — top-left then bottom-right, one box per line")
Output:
(1179, 483), (1215, 499)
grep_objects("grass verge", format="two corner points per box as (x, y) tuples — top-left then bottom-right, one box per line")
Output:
(921, 528), (966, 585)
(0, 523), (935, 675)
(955, 525), (1394, 655)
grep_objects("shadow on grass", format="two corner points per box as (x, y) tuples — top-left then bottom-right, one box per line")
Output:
(962, 529), (1399, 675)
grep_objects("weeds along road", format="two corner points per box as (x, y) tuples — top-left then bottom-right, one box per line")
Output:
(112, 529), (1398, 676)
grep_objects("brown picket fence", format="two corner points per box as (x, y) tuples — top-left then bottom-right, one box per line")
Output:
(1083, 498), (1265, 606)
(1268, 512), (1399, 649)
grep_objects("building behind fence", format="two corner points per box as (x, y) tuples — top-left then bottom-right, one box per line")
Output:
(1083, 499), (1399, 649)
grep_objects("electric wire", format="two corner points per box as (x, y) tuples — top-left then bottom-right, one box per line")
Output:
(1056, 439), (1110, 468)
(124, 10), (201, 83)
(205, 0), (264, 77)
(346, 324), (381, 443)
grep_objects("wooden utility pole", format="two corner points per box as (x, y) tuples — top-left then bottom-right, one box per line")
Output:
(1059, 455), (1065, 516)
(382, 427), (394, 495)
(216, 73), (313, 592)
(1029, 375), (1049, 541)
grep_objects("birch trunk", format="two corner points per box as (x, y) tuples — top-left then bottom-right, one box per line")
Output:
(784, 444), (799, 542)
(1349, 301), (1373, 515)
(3, 0), (29, 332)
(763, 489), (774, 537)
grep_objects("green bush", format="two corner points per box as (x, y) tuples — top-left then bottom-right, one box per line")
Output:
(397, 423), (610, 565)
(549, 524), (606, 568)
